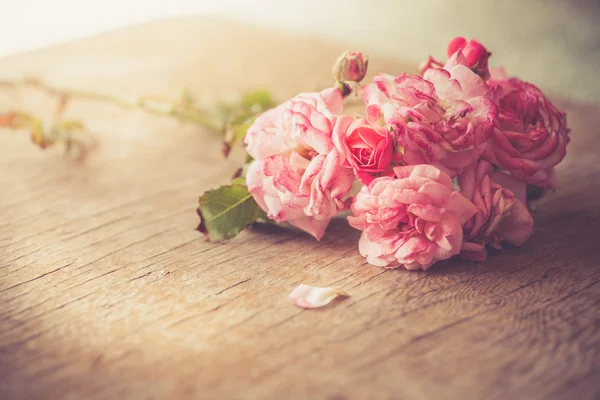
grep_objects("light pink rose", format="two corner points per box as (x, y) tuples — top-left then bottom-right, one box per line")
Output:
(332, 115), (395, 185)
(245, 88), (343, 161)
(246, 151), (353, 240)
(458, 160), (534, 261)
(244, 88), (352, 240)
(362, 65), (497, 176)
(348, 165), (477, 269)
(485, 76), (570, 189)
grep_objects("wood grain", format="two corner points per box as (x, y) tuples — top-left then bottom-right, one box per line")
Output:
(1, 17), (599, 400)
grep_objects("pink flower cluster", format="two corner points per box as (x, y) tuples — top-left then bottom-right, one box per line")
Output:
(245, 37), (570, 270)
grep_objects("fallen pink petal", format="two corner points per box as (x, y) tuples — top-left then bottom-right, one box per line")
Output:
(289, 284), (349, 309)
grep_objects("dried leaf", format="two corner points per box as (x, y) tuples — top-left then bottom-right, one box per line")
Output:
(0, 112), (17, 127)
(56, 94), (70, 116)
(29, 119), (50, 148)
(1, 111), (35, 129)
(196, 180), (267, 242)
(289, 284), (349, 309)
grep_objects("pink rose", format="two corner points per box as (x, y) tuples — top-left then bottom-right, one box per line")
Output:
(362, 65), (497, 176)
(247, 151), (353, 240)
(446, 37), (491, 80)
(244, 88), (352, 240)
(458, 160), (534, 261)
(245, 88), (343, 161)
(486, 76), (570, 189)
(489, 170), (536, 246)
(332, 115), (395, 184)
(348, 165), (477, 269)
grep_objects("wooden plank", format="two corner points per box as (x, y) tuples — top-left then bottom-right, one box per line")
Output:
(1, 17), (599, 400)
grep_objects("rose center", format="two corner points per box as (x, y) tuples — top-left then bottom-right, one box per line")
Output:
(294, 145), (317, 161)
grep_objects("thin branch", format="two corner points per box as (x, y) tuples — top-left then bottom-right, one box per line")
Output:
(0, 77), (222, 132)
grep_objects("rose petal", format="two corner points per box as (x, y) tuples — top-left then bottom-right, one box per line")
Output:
(288, 284), (349, 309)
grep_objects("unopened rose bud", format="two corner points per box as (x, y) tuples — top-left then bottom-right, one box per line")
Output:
(332, 51), (368, 84)
(447, 37), (491, 80)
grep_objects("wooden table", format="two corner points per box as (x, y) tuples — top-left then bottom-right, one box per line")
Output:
(1, 18), (599, 400)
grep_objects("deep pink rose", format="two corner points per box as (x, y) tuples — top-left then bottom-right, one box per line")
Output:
(458, 160), (534, 261)
(485, 76), (570, 189)
(245, 88), (343, 161)
(362, 65), (497, 176)
(348, 165), (477, 269)
(244, 88), (352, 240)
(446, 37), (491, 80)
(332, 115), (394, 184)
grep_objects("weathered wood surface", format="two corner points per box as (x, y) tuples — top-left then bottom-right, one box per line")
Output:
(1, 18), (599, 400)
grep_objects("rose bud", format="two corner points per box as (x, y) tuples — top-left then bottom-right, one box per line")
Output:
(332, 51), (369, 85)
(446, 37), (491, 80)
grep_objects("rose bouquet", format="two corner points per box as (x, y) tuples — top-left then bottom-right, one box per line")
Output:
(196, 37), (570, 271)
(1, 37), (570, 272)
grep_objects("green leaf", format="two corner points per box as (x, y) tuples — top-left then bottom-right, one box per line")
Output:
(231, 177), (247, 186)
(218, 89), (275, 156)
(222, 114), (258, 155)
(240, 90), (275, 110)
(196, 181), (267, 242)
